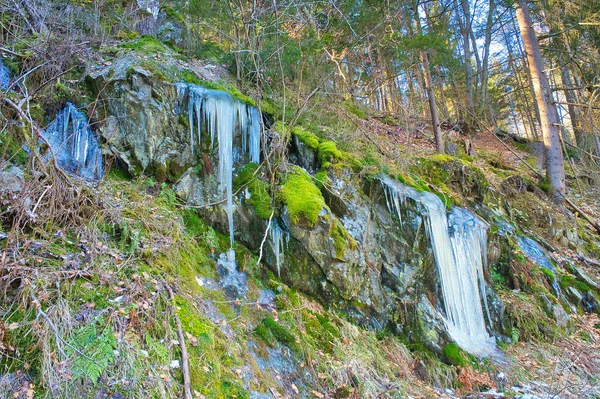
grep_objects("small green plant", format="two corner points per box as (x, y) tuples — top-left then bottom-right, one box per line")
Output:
(67, 317), (117, 384)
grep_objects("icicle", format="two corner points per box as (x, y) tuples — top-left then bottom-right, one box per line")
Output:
(179, 83), (263, 248)
(380, 175), (496, 356)
(270, 219), (289, 277)
(42, 103), (103, 181)
(248, 107), (261, 163)
(0, 60), (11, 90)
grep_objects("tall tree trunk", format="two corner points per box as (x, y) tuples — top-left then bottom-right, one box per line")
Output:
(421, 50), (444, 153)
(560, 67), (587, 148)
(454, 0), (474, 116)
(479, 0), (495, 116)
(515, 0), (566, 203)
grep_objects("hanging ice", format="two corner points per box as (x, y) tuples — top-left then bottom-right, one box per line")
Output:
(177, 83), (262, 247)
(0, 60), (11, 90)
(270, 219), (289, 277)
(381, 175), (496, 355)
(42, 103), (103, 180)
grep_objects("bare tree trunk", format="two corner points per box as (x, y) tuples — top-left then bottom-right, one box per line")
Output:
(560, 67), (587, 148)
(454, 0), (474, 116)
(421, 50), (444, 153)
(479, 0), (495, 116)
(515, 0), (566, 203)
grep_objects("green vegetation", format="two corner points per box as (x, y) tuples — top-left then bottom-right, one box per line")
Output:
(121, 34), (169, 54)
(330, 219), (357, 258)
(234, 163), (275, 219)
(279, 167), (326, 226)
(254, 317), (299, 351)
(67, 317), (117, 385)
(442, 343), (466, 367)
(292, 126), (320, 148)
(317, 140), (343, 167)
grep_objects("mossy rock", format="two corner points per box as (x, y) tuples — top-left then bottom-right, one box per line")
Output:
(330, 219), (357, 259)
(317, 141), (342, 167)
(279, 167), (325, 227)
(234, 163), (276, 219)
(292, 126), (319, 149)
(254, 317), (299, 351)
(442, 342), (467, 367)
(120, 35), (170, 54)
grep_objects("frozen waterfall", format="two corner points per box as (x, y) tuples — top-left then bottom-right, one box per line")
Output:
(381, 175), (496, 355)
(178, 83), (262, 247)
(1, 60), (11, 90)
(269, 219), (289, 277)
(42, 103), (103, 180)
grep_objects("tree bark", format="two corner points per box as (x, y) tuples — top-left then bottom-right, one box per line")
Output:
(454, 0), (474, 115)
(560, 66), (588, 148)
(515, 0), (566, 203)
(421, 50), (444, 153)
(479, 0), (495, 116)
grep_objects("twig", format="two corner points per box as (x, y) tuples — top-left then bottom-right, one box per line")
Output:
(255, 210), (274, 268)
(163, 281), (193, 399)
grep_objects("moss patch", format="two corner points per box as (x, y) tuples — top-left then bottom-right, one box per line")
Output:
(279, 167), (325, 227)
(443, 343), (466, 367)
(317, 141), (342, 167)
(254, 317), (299, 351)
(330, 219), (357, 258)
(234, 163), (275, 219)
(292, 126), (319, 149)
(121, 35), (169, 54)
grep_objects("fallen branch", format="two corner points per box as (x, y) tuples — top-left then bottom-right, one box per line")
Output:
(564, 197), (600, 235)
(575, 255), (600, 268)
(163, 281), (193, 399)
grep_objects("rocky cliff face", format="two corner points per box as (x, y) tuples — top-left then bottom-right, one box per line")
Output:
(84, 59), (530, 356)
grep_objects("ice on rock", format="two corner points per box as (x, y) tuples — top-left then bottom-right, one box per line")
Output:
(178, 83), (263, 248)
(42, 102), (103, 181)
(381, 175), (496, 356)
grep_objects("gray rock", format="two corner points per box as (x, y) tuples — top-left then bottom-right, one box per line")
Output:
(552, 304), (570, 328)
(0, 166), (24, 193)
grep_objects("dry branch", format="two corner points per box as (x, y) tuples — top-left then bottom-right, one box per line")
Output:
(163, 281), (193, 399)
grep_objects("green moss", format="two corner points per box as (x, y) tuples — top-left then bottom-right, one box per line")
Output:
(161, 5), (186, 24)
(182, 209), (208, 236)
(279, 167), (325, 227)
(255, 317), (298, 351)
(330, 219), (357, 258)
(234, 163), (275, 219)
(317, 141), (342, 166)
(443, 343), (466, 367)
(560, 275), (592, 293)
(314, 170), (328, 190)
(178, 114), (190, 128)
(121, 35), (168, 54)
(139, 60), (169, 80)
(342, 100), (366, 119)
(292, 126), (319, 149)
(234, 162), (260, 189)
(179, 69), (202, 85)
(0, 130), (28, 165)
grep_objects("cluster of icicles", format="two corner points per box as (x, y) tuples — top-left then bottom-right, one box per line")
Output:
(42, 103), (104, 181)
(177, 83), (262, 248)
(381, 175), (496, 356)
